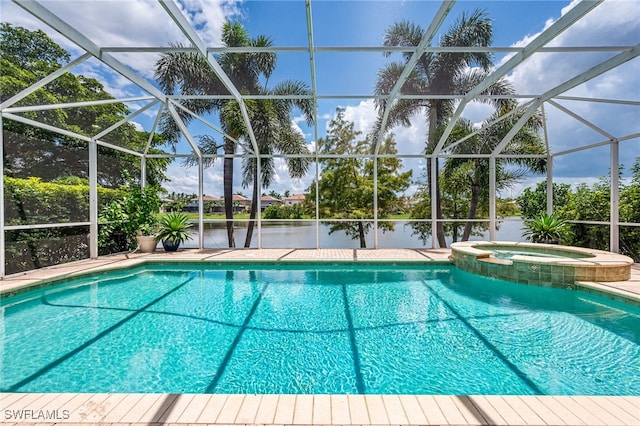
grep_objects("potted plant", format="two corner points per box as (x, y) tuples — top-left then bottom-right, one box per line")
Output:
(135, 222), (159, 253)
(156, 212), (194, 251)
(129, 184), (162, 253)
(98, 172), (162, 254)
(522, 212), (568, 244)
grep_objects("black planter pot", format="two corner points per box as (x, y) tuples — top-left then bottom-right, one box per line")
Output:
(162, 239), (180, 252)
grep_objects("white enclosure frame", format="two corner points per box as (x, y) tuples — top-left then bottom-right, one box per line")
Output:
(1, 0), (639, 276)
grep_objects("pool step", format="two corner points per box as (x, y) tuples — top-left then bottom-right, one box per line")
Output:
(477, 257), (513, 266)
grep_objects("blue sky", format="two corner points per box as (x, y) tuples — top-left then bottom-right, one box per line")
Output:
(3, 0), (639, 197)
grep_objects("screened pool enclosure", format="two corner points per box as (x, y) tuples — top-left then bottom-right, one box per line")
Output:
(1, 0), (639, 276)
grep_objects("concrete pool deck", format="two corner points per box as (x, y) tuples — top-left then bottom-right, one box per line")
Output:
(1, 248), (639, 426)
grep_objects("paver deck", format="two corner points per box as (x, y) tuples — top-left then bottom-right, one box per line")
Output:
(1, 393), (639, 425)
(1, 249), (639, 426)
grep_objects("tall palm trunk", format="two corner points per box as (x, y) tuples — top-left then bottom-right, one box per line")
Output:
(358, 222), (366, 248)
(428, 103), (446, 248)
(244, 165), (259, 248)
(463, 180), (481, 241)
(223, 139), (235, 248)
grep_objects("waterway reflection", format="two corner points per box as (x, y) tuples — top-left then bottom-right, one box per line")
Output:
(181, 218), (525, 249)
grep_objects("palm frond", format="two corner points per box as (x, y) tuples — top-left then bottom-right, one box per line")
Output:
(438, 9), (494, 70)
(383, 20), (423, 61)
(251, 34), (276, 79)
(270, 79), (315, 126)
(454, 69), (515, 111)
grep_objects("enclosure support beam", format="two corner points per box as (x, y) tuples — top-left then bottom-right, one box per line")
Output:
(547, 100), (615, 140)
(2, 112), (142, 157)
(547, 156), (554, 216)
(144, 104), (165, 157)
(0, 115), (4, 277)
(94, 100), (160, 142)
(493, 42), (640, 156)
(430, 156), (438, 248)
(373, 158), (379, 249)
(4, 97), (154, 113)
(610, 140), (620, 253)
(489, 157), (496, 241)
(141, 157), (147, 187)
(305, 0), (321, 250)
(443, 102), (532, 154)
(166, 102), (202, 157)
(542, 102), (554, 216)
(257, 157), (262, 249)
(553, 132), (639, 156)
(198, 158), (204, 250)
(89, 140), (98, 259)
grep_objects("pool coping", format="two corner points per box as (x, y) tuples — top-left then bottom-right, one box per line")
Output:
(1, 248), (639, 426)
(1, 392), (639, 425)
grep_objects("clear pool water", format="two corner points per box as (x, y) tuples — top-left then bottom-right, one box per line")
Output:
(490, 250), (567, 260)
(1, 263), (639, 395)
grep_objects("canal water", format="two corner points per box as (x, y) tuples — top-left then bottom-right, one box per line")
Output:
(182, 218), (526, 249)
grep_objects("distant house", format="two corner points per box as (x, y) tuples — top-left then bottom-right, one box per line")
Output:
(184, 195), (222, 213)
(230, 194), (251, 212)
(284, 193), (306, 205)
(260, 195), (283, 211)
(160, 198), (174, 213)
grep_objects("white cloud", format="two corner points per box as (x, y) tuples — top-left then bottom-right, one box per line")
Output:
(177, 0), (242, 46)
(163, 162), (200, 195)
(131, 121), (144, 132)
(499, 0), (640, 179)
(388, 115), (427, 155)
(342, 100), (378, 135)
(462, 101), (496, 127)
(291, 115), (312, 139)
(334, 100), (429, 155)
(504, 1), (639, 96)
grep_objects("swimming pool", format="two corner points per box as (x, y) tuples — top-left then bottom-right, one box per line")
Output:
(2, 262), (639, 395)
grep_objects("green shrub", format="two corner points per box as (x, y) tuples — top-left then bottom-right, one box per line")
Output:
(3, 176), (122, 225)
(97, 176), (162, 255)
(3, 176), (122, 274)
(263, 204), (305, 219)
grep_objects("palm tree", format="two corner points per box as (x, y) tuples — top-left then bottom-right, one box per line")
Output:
(155, 21), (276, 247)
(443, 102), (547, 241)
(241, 80), (314, 247)
(375, 10), (512, 247)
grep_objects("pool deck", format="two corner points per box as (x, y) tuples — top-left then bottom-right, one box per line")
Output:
(1, 248), (639, 426)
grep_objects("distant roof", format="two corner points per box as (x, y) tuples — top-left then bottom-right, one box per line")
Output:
(232, 194), (250, 201)
(261, 195), (282, 202)
(191, 195), (221, 202)
(284, 194), (306, 201)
